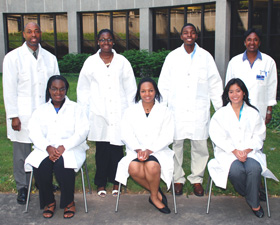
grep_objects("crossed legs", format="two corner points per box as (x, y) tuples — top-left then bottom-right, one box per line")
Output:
(128, 161), (164, 209)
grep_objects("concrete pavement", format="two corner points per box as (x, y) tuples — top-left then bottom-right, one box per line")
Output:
(0, 192), (279, 225)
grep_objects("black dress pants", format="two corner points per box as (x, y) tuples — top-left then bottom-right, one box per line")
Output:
(94, 141), (124, 187)
(33, 157), (75, 209)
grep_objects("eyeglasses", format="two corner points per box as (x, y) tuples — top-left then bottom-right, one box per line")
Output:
(98, 39), (113, 43)
(50, 87), (66, 93)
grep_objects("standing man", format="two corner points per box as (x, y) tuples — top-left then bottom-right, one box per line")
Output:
(3, 22), (60, 204)
(226, 28), (278, 124)
(158, 23), (223, 196)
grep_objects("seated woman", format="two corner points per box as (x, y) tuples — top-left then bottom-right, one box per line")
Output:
(115, 77), (174, 214)
(25, 75), (89, 219)
(208, 78), (278, 218)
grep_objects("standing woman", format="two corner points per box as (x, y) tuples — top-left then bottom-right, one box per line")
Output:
(208, 78), (278, 218)
(77, 29), (137, 197)
(226, 28), (277, 124)
(25, 75), (89, 219)
(115, 77), (174, 214)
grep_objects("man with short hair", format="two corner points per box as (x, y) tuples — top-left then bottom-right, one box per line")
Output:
(158, 23), (223, 196)
(3, 22), (59, 204)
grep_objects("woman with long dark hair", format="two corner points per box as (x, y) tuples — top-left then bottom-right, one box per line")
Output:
(208, 78), (278, 218)
(115, 77), (174, 214)
(25, 75), (89, 219)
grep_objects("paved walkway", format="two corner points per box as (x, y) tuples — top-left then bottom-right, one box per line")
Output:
(1, 192), (279, 225)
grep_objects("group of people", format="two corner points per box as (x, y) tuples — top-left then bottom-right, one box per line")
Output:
(2, 22), (278, 219)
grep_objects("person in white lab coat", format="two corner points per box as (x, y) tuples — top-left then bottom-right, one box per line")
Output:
(25, 75), (89, 219)
(77, 29), (137, 197)
(2, 22), (59, 205)
(226, 28), (278, 124)
(208, 78), (278, 218)
(158, 23), (223, 196)
(115, 77), (174, 214)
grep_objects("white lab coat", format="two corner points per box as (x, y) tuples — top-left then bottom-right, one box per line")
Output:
(225, 52), (278, 119)
(77, 49), (137, 145)
(3, 42), (60, 143)
(24, 97), (89, 172)
(208, 102), (278, 189)
(158, 44), (223, 140)
(115, 100), (174, 189)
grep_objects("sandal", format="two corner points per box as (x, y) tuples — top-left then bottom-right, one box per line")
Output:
(43, 201), (56, 219)
(112, 184), (120, 197)
(97, 190), (107, 198)
(64, 201), (75, 219)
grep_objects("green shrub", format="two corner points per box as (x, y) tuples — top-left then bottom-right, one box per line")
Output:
(121, 49), (170, 77)
(267, 101), (280, 132)
(58, 53), (91, 73)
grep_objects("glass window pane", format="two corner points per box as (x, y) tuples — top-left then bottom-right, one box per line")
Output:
(7, 15), (23, 51)
(128, 10), (139, 50)
(82, 13), (95, 54)
(170, 7), (184, 38)
(204, 4), (215, 37)
(155, 8), (169, 40)
(252, 0), (268, 33)
(23, 14), (37, 25)
(271, 0), (280, 34)
(40, 14), (55, 55)
(113, 11), (127, 52)
(56, 14), (68, 58)
(187, 6), (201, 32)
(97, 12), (110, 32)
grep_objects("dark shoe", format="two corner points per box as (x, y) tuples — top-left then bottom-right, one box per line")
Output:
(64, 201), (75, 219)
(149, 197), (171, 214)
(17, 187), (27, 205)
(193, 183), (204, 196)
(159, 187), (168, 206)
(252, 206), (264, 218)
(174, 183), (183, 196)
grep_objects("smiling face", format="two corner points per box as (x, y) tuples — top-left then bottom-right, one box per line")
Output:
(49, 79), (66, 107)
(180, 25), (198, 47)
(140, 82), (156, 104)
(98, 32), (114, 53)
(23, 22), (41, 51)
(244, 32), (261, 53)
(228, 83), (245, 106)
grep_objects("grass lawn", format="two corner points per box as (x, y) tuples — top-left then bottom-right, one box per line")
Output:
(0, 74), (279, 196)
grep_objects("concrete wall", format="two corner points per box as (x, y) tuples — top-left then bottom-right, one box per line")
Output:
(0, 0), (229, 76)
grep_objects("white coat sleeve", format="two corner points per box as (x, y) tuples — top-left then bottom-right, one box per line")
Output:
(158, 56), (171, 106)
(61, 105), (89, 151)
(209, 111), (236, 153)
(121, 109), (142, 152)
(207, 55), (223, 111)
(28, 109), (50, 152)
(2, 54), (19, 118)
(266, 59), (278, 107)
(245, 113), (266, 152)
(122, 58), (137, 106)
(147, 108), (174, 153)
(53, 56), (60, 75)
(77, 59), (91, 117)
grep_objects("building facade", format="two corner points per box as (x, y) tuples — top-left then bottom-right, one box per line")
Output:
(0, 0), (279, 82)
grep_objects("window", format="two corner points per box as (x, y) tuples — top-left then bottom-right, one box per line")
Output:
(79, 10), (139, 54)
(4, 13), (68, 59)
(153, 3), (216, 56)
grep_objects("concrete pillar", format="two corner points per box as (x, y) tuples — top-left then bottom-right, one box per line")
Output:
(140, 8), (153, 51)
(0, 13), (6, 66)
(215, 0), (231, 83)
(68, 11), (79, 53)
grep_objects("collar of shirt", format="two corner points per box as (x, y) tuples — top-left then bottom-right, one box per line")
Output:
(182, 43), (197, 59)
(27, 45), (39, 57)
(242, 50), (262, 68)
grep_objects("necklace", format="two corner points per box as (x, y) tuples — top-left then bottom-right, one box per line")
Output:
(100, 53), (113, 67)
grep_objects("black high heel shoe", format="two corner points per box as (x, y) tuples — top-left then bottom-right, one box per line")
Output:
(252, 206), (264, 218)
(149, 197), (171, 214)
(159, 187), (168, 206)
